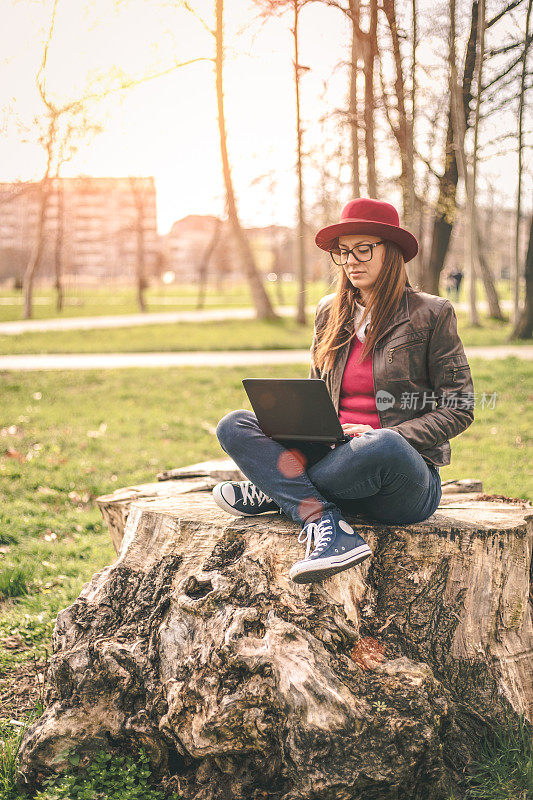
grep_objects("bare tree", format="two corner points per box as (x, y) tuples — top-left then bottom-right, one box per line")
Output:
(511, 209), (533, 338)
(196, 217), (222, 310)
(212, 0), (277, 320)
(52, 177), (65, 312)
(513, 0), (533, 327)
(381, 0), (415, 228)
(254, 0), (310, 323)
(293, 0), (309, 324)
(469, 0), (504, 321)
(425, 0), (531, 297)
(348, 0), (361, 196)
(449, 0), (480, 325)
(128, 177), (156, 313)
(21, 0), (210, 319)
(424, 0), (479, 296)
(364, 0), (378, 197)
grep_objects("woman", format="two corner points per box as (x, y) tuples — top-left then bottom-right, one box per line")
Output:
(213, 198), (474, 585)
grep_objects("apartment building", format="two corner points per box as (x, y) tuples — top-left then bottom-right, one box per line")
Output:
(163, 215), (296, 283)
(0, 176), (159, 285)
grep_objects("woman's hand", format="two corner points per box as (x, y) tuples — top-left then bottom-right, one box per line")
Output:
(341, 423), (374, 436)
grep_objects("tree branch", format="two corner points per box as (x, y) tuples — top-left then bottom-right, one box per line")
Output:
(480, 32), (533, 92)
(486, 0), (524, 29)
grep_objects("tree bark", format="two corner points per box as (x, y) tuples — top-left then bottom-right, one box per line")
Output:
(293, 0), (307, 326)
(475, 220), (504, 319)
(215, 0), (277, 320)
(348, 0), (361, 197)
(364, 0), (378, 197)
(513, 0), (532, 325)
(16, 460), (533, 799)
(511, 210), (533, 338)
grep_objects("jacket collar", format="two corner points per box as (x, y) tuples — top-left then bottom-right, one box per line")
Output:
(342, 284), (411, 346)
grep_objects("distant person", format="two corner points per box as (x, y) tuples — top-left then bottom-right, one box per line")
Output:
(212, 198), (474, 584)
(446, 267), (463, 301)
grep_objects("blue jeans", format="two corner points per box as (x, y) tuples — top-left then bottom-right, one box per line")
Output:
(216, 410), (442, 526)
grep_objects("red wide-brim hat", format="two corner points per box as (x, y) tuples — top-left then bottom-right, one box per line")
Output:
(315, 198), (419, 263)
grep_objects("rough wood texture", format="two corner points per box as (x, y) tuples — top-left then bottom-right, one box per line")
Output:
(156, 457), (245, 482)
(441, 478), (483, 493)
(97, 477), (222, 555)
(17, 470), (533, 799)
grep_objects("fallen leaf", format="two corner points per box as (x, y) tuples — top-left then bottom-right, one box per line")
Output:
(351, 637), (386, 670)
(1, 635), (28, 651)
(5, 448), (25, 463)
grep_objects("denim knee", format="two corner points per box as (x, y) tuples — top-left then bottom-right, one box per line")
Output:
(367, 428), (411, 465)
(216, 409), (254, 450)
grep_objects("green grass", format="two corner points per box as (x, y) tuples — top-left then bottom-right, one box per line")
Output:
(0, 307), (529, 356)
(463, 712), (533, 799)
(0, 360), (530, 797)
(0, 281), (330, 322)
(0, 317), (316, 355)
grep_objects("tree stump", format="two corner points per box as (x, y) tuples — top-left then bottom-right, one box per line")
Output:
(16, 459), (533, 800)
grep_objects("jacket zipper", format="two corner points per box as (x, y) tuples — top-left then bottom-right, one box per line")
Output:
(371, 346), (382, 428)
(448, 365), (469, 383)
(387, 339), (425, 363)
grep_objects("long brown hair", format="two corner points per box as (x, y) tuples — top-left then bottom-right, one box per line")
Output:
(314, 239), (410, 372)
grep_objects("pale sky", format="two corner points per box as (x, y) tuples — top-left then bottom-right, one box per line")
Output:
(0, 0), (530, 234)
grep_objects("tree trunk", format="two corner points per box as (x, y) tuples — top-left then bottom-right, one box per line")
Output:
(511, 210), (533, 338)
(475, 219), (504, 319)
(425, 0), (479, 295)
(196, 218), (222, 310)
(23, 180), (50, 320)
(513, 0), (532, 325)
(348, 0), (361, 197)
(364, 0), (378, 197)
(382, 0), (415, 227)
(16, 459), (533, 799)
(382, 0), (417, 283)
(414, 108), (440, 289)
(215, 0), (277, 321)
(129, 177), (147, 313)
(469, 0), (486, 327)
(293, 0), (306, 326)
(53, 176), (64, 313)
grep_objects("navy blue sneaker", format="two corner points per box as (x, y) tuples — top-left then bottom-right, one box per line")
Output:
(289, 510), (372, 584)
(212, 481), (281, 517)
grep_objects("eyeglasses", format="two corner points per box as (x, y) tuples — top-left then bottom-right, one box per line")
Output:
(329, 241), (385, 266)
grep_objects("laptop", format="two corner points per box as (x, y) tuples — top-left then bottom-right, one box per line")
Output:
(242, 378), (354, 445)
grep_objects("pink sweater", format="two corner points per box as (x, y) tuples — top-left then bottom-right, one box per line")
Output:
(338, 336), (381, 429)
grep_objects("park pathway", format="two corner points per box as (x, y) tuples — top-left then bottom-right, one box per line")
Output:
(0, 306), (308, 335)
(0, 345), (531, 371)
(0, 299), (515, 335)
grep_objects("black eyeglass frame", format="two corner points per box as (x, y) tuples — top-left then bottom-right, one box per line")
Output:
(329, 240), (386, 266)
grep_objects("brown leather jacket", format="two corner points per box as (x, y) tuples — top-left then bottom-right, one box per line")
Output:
(308, 284), (475, 467)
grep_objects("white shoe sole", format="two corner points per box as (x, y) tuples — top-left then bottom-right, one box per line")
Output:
(289, 544), (372, 584)
(212, 484), (279, 517)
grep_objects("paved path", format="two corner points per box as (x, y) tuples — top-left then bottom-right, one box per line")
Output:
(0, 299), (516, 335)
(0, 345), (531, 371)
(0, 306), (311, 335)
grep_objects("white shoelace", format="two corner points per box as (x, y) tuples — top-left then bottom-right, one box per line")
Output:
(297, 517), (334, 560)
(240, 481), (272, 507)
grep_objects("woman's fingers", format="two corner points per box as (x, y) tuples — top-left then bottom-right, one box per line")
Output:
(341, 423), (373, 434)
